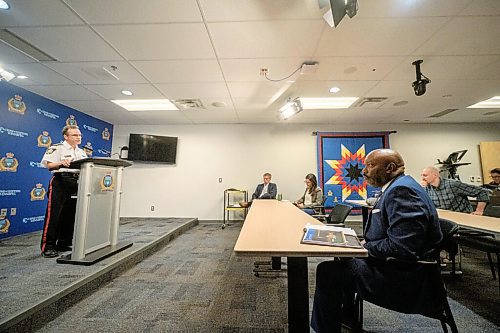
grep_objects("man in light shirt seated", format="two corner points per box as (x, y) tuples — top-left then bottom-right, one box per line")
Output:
(239, 172), (277, 208)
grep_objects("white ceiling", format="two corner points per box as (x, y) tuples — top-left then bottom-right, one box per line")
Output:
(1, 0), (500, 125)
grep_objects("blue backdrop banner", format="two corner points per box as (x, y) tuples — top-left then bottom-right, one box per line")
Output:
(317, 132), (391, 211)
(0, 81), (113, 239)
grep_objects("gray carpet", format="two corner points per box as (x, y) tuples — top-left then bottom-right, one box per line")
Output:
(0, 217), (194, 324)
(32, 222), (498, 333)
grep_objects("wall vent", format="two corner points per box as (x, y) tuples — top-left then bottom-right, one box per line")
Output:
(428, 108), (459, 118)
(353, 97), (388, 107)
(173, 99), (205, 110)
(0, 29), (57, 62)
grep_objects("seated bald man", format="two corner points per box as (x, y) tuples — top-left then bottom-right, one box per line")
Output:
(421, 166), (490, 215)
(311, 149), (443, 333)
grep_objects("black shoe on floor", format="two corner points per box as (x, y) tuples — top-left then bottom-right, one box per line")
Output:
(42, 249), (59, 258)
(56, 245), (72, 252)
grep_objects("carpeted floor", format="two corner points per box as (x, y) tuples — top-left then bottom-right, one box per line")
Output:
(35, 222), (499, 333)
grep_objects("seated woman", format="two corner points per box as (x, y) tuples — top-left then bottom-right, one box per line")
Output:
(294, 173), (323, 215)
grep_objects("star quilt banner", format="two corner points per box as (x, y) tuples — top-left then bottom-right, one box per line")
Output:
(317, 132), (392, 212)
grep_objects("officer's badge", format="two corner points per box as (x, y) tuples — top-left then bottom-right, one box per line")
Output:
(30, 183), (46, 201)
(66, 115), (77, 126)
(37, 131), (52, 148)
(0, 153), (19, 172)
(0, 216), (10, 234)
(100, 174), (114, 192)
(83, 142), (93, 156)
(7, 95), (26, 115)
(102, 128), (110, 141)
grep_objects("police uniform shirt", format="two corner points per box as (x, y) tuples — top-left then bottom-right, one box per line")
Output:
(41, 141), (87, 173)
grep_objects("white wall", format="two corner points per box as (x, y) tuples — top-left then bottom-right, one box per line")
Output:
(113, 123), (500, 219)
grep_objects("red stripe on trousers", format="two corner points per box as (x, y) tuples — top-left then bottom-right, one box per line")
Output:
(41, 177), (54, 252)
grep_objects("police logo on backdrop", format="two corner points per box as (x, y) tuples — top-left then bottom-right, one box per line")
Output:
(0, 215), (10, 234)
(7, 95), (27, 115)
(37, 131), (52, 148)
(102, 128), (110, 141)
(100, 173), (114, 192)
(66, 115), (77, 126)
(83, 142), (93, 156)
(30, 184), (46, 201)
(0, 152), (19, 172)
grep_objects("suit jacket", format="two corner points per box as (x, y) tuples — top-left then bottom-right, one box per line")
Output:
(351, 174), (444, 313)
(252, 182), (277, 200)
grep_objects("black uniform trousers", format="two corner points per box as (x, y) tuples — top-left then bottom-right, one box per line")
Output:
(40, 173), (78, 252)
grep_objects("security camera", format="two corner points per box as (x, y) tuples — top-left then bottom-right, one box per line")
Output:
(411, 60), (431, 96)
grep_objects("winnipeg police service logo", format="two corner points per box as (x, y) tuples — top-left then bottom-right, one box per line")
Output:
(100, 174), (114, 192)
(7, 94), (26, 115)
(83, 142), (93, 156)
(37, 131), (52, 148)
(66, 115), (78, 126)
(30, 183), (46, 201)
(102, 128), (110, 141)
(0, 152), (19, 172)
(0, 216), (10, 234)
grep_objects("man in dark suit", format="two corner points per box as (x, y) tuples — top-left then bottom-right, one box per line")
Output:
(240, 172), (277, 207)
(311, 149), (443, 333)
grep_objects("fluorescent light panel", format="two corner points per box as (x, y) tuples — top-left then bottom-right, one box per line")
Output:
(298, 97), (358, 109)
(467, 96), (500, 108)
(111, 99), (179, 111)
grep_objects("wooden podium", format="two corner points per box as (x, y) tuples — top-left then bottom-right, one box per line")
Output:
(57, 158), (133, 265)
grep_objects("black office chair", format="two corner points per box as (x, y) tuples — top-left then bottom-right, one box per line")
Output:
(324, 203), (352, 227)
(484, 203), (500, 218)
(439, 218), (460, 276)
(353, 219), (459, 333)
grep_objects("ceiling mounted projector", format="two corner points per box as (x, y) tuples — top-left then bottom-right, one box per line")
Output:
(321, 0), (358, 28)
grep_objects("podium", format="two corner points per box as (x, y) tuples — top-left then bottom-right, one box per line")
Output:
(57, 158), (133, 265)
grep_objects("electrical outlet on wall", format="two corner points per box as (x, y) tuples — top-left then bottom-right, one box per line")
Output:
(469, 176), (475, 182)
(476, 176), (482, 182)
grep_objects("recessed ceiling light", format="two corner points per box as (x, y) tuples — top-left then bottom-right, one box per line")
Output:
(111, 99), (179, 111)
(329, 86), (340, 93)
(121, 90), (133, 96)
(211, 101), (226, 108)
(467, 96), (500, 108)
(298, 97), (358, 109)
(0, 1), (10, 10)
(17, 75), (28, 79)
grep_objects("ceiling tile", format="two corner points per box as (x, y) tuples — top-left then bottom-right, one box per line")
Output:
(84, 110), (144, 125)
(132, 60), (224, 83)
(220, 58), (305, 82)
(95, 23), (215, 60)
(316, 17), (447, 57)
(61, 100), (125, 113)
(201, 0), (323, 21)
(0, 41), (37, 64)
(65, 0), (202, 24)
(45, 61), (148, 85)
(8, 26), (122, 62)
(0, 0), (82, 27)
(460, 0), (500, 16)
(155, 82), (231, 99)
(416, 16), (500, 55)
(209, 21), (324, 58)
(2, 63), (75, 85)
(24, 85), (104, 101)
(84, 83), (164, 100)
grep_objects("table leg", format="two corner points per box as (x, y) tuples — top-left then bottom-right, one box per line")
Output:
(287, 256), (309, 333)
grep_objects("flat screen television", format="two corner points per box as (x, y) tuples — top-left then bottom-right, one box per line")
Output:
(127, 133), (177, 164)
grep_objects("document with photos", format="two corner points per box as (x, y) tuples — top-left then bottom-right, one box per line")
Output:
(301, 223), (364, 248)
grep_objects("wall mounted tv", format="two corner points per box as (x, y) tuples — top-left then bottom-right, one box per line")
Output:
(128, 133), (178, 164)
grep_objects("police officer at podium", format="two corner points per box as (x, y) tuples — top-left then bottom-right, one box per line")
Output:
(40, 125), (87, 258)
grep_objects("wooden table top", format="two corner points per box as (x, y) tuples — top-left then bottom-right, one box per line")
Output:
(234, 200), (368, 258)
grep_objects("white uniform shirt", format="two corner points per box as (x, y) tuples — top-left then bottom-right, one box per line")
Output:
(41, 141), (87, 173)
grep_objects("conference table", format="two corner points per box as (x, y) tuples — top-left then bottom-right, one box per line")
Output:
(345, 199), (500, 234)
(234, 199), (368, 333)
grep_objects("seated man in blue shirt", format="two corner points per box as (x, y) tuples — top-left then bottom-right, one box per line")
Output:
(239, 172), (277, 207)
(311, 149), (442, 333)
(421, 166), (490, 215)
